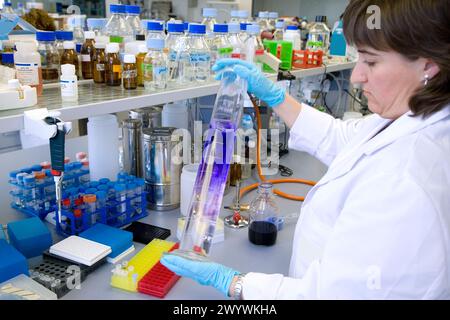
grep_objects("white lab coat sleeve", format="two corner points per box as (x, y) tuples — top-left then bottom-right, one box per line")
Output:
(242, 173), (446, 299)
(288, 104), (367, 166)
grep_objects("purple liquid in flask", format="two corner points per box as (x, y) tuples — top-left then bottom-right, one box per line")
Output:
(177, 69), (248, 259)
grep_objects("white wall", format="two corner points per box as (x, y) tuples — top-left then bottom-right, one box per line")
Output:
(253, 0), (349, 26)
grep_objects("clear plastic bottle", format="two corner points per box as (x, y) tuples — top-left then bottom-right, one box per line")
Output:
(166, 22), (189, 87)
(248, 183), (279, 246)
(268, 12), (279, 31)
(55, 31), (73, 57)
(284, 25), (302, 51)
(15, 2), (26, 16)
(187, 23), (211, 83)
(306, 16), (331, 52)
(241, 24), (264, 71)
(210, 24), (233, 71)
(239, 22), (250, 41)
(201, 7), (217, 46)
(14, 42), (43, 96)
(70, 15), (86, 54)
(143, 38), (168, 91)
(87, 18), (107, 37)
(178, 67), (247, 258)
(227, 23), (244, 59)
(36, 31), (60, 83)
(2, 1), (15, 14)
(104, 4), (133, 48)
(146, 21), (165, 40)
(125, 5), (143, 39)
(238, 10), (250, 24)
(81, 31), (95, 80)
(273, 20), (285, 41)
(257, 11), (271, 32)
(229, 10), (240, 24)
(60, 41), (80, 79)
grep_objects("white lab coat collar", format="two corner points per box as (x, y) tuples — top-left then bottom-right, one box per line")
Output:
(316, 106), (450, 188)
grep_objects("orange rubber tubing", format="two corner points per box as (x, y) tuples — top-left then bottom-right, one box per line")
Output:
(239, 98), (317, 202)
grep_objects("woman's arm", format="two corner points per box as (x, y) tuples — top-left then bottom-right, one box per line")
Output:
(271, 93), (303, 129)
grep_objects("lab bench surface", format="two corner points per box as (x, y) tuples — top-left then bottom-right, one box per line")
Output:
(1, 150), (327, 300)
(61, 150), (327, 300)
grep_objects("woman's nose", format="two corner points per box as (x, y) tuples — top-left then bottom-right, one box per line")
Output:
(350, 61), (367, 85)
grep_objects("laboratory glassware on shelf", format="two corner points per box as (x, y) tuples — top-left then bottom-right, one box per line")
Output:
(175, 67), (248, 259)
(187, 23), (211, 83)
(306, 16), (331, 53)
(166, 22), (189, 88)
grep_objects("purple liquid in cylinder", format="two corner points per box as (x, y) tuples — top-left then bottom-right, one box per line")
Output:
(194, 119), (236, 218)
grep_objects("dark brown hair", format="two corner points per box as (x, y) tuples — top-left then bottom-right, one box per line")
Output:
(342, 0), (450, 117)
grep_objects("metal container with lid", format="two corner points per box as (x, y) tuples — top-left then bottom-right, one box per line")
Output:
(129, 105), (162, 129)
(122, 118), (143, 177)
(142, 127), (183, 211)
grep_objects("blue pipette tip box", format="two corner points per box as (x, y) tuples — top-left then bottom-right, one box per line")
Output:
(7, 217), (53, 259)
(0, 239), (29, 283)
(79, 223), (133, 259)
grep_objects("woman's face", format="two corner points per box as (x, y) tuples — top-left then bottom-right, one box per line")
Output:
(350, 47), (426, 119)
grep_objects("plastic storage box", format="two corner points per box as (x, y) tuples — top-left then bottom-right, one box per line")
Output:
(79, 223), (134, 262)
(0, 239), (29, 283)
(7, 217), (53, 258)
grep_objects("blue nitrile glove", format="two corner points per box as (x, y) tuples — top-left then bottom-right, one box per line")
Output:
(160, 253), (239, 297)
(212, 58), (286, 108)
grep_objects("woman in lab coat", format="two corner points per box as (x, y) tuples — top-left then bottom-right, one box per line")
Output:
(161, 0), (450, 299)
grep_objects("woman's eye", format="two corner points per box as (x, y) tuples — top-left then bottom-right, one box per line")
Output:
(364, 61), (376, 67)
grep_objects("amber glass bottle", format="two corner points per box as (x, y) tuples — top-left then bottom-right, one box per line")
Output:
(81, 31), (96, 80)
(105, 43), (122, 86)
(60, 41), (80, 79)
(123, 54), (137, 90)
(136, 44), (147, 87)
(93, 42), (106, 83)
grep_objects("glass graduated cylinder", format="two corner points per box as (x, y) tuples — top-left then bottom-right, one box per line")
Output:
(178, 70), (248, 258)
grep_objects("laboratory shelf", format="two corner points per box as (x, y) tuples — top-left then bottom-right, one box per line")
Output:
(0, 61), (355, 134)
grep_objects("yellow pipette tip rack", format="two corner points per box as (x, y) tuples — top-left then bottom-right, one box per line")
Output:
(110, 239), (175, 292)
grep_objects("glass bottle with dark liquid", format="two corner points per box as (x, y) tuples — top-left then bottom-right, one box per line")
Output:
(122, 54), (137, 90)
(60, 41), (80, 79)
(105, 43), (122, 86)
(248, 183), (279, 246)
(81, 31), (96, 80)
(93, 42), (106, 83)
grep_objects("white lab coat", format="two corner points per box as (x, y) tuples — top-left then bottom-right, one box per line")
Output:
(242, 104), (450, 299)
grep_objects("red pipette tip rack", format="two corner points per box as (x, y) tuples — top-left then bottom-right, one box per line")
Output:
(137, 243), (180, 298)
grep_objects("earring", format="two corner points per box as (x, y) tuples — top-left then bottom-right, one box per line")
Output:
(424, 74), (429, 86)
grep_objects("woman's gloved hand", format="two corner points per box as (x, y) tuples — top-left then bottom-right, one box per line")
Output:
(160, 253), (239, 297)
(212, 58), (286, 108)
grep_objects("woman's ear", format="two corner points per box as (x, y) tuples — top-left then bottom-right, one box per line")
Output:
(423, 60), (440, 79)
